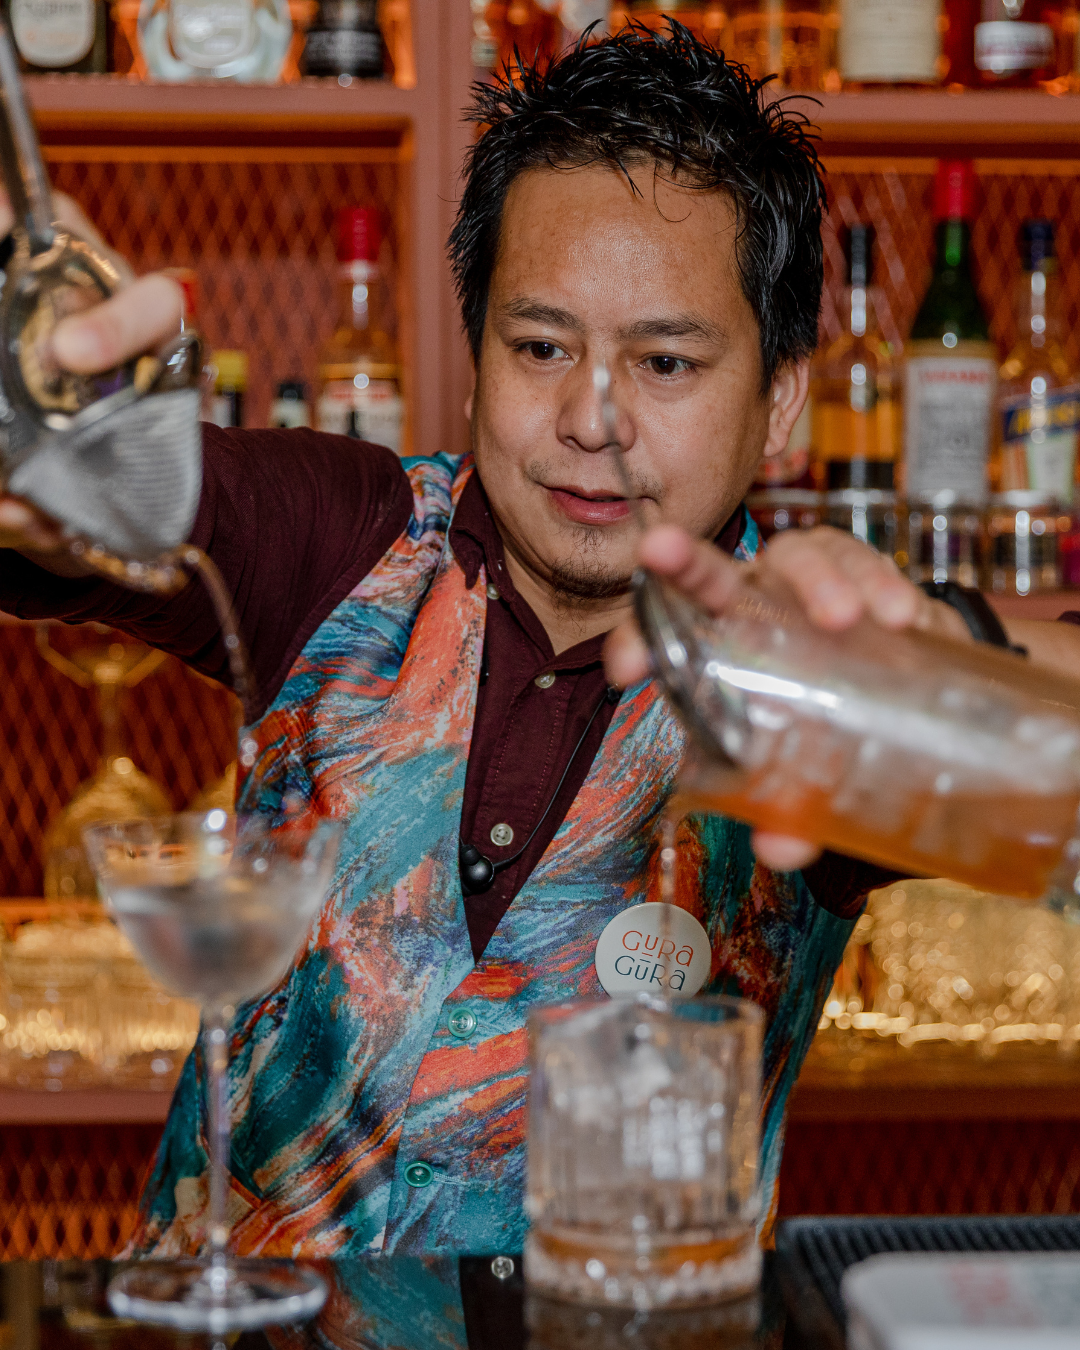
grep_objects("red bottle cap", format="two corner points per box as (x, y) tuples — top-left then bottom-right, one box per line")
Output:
(337, 206), (381, 263)
(934, 160), (976, 222)
(163, 266), (199, 322)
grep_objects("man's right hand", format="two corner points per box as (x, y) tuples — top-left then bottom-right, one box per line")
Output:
(0, 188), (185, 557)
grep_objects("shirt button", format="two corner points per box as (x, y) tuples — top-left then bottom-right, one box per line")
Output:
(486, 582), (500, 600)
(404, 1161), (434, 1188)
(448, 1007), (478, 1039)
(534, 672), (556, 689)
(490, 822), (514, 847)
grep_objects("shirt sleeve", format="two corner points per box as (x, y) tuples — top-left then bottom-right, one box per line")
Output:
(0, 424), (413, 720)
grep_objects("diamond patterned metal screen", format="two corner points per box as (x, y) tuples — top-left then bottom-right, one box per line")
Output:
(0, 1123), (160, 1261)
(0, 623), (236, 898)
(45, 150), (407, 430)
(780, 1118), (1080, 1218)
(821, 158), (1080, 367)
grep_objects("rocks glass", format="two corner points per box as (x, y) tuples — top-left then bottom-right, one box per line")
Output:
(525, 995), (763, 1310)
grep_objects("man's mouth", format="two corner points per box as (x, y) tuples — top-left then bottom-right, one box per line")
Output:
(545, 485), (632, 526)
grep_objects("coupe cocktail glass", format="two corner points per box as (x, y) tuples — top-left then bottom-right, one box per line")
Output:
(83, 810), (342, 1333)
(525, 995), (763, 1310)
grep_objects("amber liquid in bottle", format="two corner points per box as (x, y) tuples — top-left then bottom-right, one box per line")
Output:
(314, 206), (403, 454)
(811, 224), (899, 491)
(724, 0), (839, 86)
(994, 219), (1079, 500)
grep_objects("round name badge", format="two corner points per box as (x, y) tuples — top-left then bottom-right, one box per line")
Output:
(594, 903), (711, 998)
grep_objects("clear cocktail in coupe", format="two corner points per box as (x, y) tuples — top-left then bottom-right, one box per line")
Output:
(83, 810), (342, 1334)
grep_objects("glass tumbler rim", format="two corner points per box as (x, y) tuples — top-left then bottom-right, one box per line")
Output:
(82, 810), (344, 858)
(528, 992), (764, 1036)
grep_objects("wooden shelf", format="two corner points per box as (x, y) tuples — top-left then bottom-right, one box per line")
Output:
(25, 79), (1080, 156)
(25, 74), (415, 146)
(0, 1088), (171, 1125)
(791, 1038), (1080, 1121)
(986, 589), (1080, 621)
(776, 89), (1080, 161)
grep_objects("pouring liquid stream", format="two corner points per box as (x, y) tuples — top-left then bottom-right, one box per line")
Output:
(70, 539), (264, 809)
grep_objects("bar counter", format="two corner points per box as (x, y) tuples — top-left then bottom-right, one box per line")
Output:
(0, 1250), (798, 1349)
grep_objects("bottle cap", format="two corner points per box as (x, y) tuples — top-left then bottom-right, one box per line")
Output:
(163, 266), (199, 323)
(1020, 219), (1056, 271)
(843, 223), (875, 287)
(214, 350), (248, 391)
(933, 160), (976, 222)
(276, 379), (306, 400)
(337, 207), (381, 263)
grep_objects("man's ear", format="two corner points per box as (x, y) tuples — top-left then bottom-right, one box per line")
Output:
(464, 359), (476, 422)
(761, 358), (810, 461)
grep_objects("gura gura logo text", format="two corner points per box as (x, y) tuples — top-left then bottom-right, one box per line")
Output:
(614, 931), (696, 990)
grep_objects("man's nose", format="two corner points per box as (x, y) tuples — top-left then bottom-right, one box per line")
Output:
(557, 360), (633, 454)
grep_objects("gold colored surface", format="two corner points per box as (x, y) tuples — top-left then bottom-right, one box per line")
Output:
(0, 911), (199, 1090)
(37, 633), (172, 903)
(188, 761), (237, 813)
(819, 878), (1080, 1050)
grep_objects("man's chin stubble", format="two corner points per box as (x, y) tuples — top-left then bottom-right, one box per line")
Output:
(547, 526), (632, 608)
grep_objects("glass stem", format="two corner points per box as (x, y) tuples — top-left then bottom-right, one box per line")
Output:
(204, 1003), (232, 1271)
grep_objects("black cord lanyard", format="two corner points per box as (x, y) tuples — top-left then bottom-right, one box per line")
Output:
(459, 683), (620, 896)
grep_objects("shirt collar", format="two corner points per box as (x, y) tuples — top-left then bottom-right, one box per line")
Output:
(449, 470), (748, 665)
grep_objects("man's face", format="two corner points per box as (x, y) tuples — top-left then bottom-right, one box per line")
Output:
(468, 162), (807, 604)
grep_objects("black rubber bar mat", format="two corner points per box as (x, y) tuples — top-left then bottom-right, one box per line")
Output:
(776, 1214), (1080, 1350)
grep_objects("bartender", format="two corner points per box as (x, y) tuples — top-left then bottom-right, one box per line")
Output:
(1, 25), (1078, 1256)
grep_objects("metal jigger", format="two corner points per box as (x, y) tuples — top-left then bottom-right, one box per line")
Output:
(0, 17), (204, 588)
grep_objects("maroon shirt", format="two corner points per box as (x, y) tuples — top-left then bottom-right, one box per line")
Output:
(0, 426), (888, 957)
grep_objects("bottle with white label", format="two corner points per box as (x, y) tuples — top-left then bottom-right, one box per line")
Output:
(138, 0), (291, 81)
(994, 220), (1079, 503)
(11, 0), (106, 72)
(840, 0), (943, 85)
(315, 206), (404, 455)
(904, 160), (997, 503)
(974, 0), (1056, 86)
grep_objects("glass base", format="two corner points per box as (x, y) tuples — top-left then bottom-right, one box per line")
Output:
(524, 1225), (762, 1309)
(106, 1258), (327, 1333)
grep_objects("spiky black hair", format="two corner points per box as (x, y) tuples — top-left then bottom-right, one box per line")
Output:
(448, 21), (824, 390)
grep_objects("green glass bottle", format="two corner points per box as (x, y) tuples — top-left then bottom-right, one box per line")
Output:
(904, 160), (998, 503)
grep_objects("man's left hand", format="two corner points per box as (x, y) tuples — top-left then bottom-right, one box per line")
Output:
(603, 524), (972, 871)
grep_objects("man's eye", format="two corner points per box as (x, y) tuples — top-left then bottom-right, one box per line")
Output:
(522, 341), (565, 361)
(644, 355), (692, 376)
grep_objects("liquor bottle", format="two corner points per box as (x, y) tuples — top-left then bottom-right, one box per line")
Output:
(138, 0), (291, 80)
(315, 207), (403, 454)
(560, 0), (610, 38)
(941, 0), (979, 84)
(724, 0), (838, 87)
(303, 0), (385, 78)
(810, 225), (900, 491)
(631, 1), (704, 39)
(9, 0), (107, 71)
(994, 220), (1080, 502)
(269, 380), (311, 429)
(974, 0), (1055, 85)
(210, 351), (247, 429)
(839, 0), (943, 86)
(904, 161), (997, 503)
(483, 1), (559, 72)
